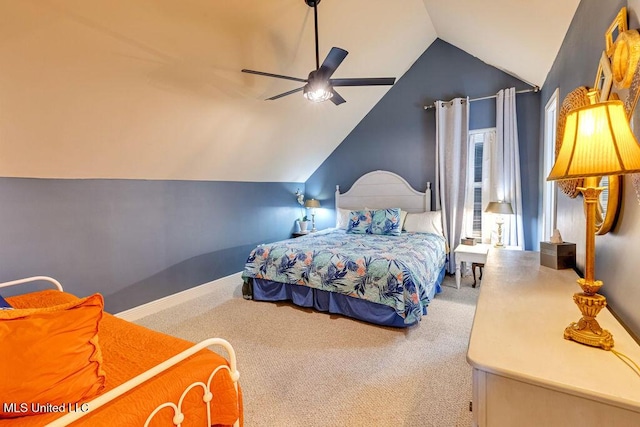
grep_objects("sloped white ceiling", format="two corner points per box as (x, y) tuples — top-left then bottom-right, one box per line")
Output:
(0, 0), (578, 182)
(422, 0), (581, 87)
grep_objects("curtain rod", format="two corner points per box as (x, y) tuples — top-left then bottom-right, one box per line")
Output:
(423, 86), (540, 110)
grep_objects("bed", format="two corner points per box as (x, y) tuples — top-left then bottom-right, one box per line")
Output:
(0, 276), (242, 427)
(242, 170), (447, 327)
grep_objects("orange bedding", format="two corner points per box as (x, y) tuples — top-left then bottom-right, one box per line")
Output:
(2, 290), (242, 427)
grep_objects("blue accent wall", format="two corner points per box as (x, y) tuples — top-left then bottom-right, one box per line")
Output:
(0, 40), (547, 312)
(305, 39), (541, 250)
(542, 1), (624, 105)
(542, 0), (640, 337)
(0, 178), (303, 313)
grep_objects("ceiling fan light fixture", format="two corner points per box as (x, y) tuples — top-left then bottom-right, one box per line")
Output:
(241, 0), (395, 105)
(303, 84), (333, 102)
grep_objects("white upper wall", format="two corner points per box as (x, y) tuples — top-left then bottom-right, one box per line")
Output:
(0, 0), (577, 182)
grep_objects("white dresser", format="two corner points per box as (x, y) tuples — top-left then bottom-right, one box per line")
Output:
(467, 250), (640, 427)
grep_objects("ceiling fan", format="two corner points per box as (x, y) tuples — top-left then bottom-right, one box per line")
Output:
(241, 0), (396, 105)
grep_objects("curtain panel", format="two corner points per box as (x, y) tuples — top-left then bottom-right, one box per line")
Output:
(435, 97), (469, 273)
(494, 88), (525, 248)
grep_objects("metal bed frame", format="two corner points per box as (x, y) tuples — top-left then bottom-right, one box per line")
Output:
(0, 276), (240, 427)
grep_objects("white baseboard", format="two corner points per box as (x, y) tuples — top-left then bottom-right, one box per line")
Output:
(115, 272), (243, 322)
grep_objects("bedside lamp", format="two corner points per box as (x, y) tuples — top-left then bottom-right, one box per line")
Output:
(547, 98), (640, 350)
(485, 201), (513, 248)
(304, 199), (321, 232)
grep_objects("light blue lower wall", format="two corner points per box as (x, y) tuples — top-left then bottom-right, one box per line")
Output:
(0, 178), (303, 313)
(305, 39), (541, 250)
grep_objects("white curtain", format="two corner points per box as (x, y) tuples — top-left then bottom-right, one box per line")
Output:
(435, 97), (469, 273)
(491, 87), (525, 248)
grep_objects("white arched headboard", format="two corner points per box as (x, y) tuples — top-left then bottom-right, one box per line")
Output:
(335, 170), (432, 213)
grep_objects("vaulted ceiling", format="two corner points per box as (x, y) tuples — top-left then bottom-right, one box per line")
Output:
(0, 0), (580, 182)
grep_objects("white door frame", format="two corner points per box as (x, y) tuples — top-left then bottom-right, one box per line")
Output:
(541, 88), (559, 245)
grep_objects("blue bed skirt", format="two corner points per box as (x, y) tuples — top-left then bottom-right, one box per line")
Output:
(251, 265), (446, 328)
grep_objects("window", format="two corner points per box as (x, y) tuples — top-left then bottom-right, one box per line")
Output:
(464, 129), (496, 241)
(470, 134), (484, 238)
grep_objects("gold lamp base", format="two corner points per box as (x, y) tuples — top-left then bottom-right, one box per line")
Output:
(563, 291), (614, 350)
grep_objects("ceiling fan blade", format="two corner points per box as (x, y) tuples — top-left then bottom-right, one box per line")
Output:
(318, 47), (349, 79)
(266, 86), (305, 100)
(242, 69), (307, 83)
(330, 89), (346, 105)
(330, 77), (396, 86)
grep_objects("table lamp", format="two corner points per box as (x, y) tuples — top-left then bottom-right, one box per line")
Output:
(304, 199), (321, 232)
(485, 201), (513, 248)
(547, 97), (640, 350)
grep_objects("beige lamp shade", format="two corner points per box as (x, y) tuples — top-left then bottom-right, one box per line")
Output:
(485, 201), (514, 215)
(547, 100), (640, 180)
(304, 199), (321, 209)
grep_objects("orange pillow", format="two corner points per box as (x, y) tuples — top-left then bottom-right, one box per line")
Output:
(0, 293), (106, 418)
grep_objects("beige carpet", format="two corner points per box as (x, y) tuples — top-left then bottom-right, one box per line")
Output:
(136, 274), (480, 427)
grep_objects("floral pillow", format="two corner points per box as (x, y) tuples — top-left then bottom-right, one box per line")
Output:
(347, 209), (401, 236)
(346, 210), (373, 234)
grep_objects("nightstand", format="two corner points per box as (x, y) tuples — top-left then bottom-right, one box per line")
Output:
(454, 243), (520, 289)
(454, 244), (490, 289)
(292, 231), (310, 238)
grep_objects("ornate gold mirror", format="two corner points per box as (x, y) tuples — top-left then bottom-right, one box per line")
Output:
(590, 175), (621, 235)
(557, 88), (622, 235)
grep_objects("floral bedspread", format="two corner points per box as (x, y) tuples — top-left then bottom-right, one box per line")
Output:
(242, 228), (447, 324)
